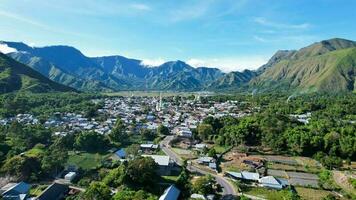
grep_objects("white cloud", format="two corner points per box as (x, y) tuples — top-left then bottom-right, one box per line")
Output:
(253, 17), (311, 30)
(170, 1), (212, 22)
(0, 43), (17, 54)
(130, 3), (151, 11)
(187, 56), (269, 72)
(140, 58), (166, 67)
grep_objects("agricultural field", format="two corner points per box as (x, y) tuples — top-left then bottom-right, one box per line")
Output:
(295, 187), (335, 200)
(242, 186), (294, 200)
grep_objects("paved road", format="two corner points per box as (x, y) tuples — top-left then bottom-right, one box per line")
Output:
(160, 136), (237, 199)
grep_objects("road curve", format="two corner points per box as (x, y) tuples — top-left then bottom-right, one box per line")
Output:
(160, 136), (237, 199)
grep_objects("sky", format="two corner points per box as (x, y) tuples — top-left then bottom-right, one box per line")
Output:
(0, 0), (356, 72)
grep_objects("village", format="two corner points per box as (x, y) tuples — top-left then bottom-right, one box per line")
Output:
(0, 94), (353, 200)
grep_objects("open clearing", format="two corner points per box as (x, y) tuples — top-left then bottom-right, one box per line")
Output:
(67, 152), (110, 170)
(295, 187), (333, 200)
(243, 187), (292, 200)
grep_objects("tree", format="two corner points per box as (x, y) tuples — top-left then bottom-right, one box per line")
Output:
(75, 131), (109, 152)
(41, 145), (68, 176)
(109, 119), (128, 144)
(126, 144), (140, 157)
(203, 116), (222, 133)
(197, 124), (214, 140)
(124, 157), (157, 187)
(140, 129), (156, 141)
(208, 148), (217, 158)
(157, 124), (170, 135)
(176, 165), (191, 198)
(1, 155), (41, 181)
(192, 175), (216, 195)
(102, 165), (126, 187)
(85, 106), (98, 118)
(83, 182), (112, 200)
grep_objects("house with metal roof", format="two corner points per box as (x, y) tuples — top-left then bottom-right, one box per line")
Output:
(159, 185), (180, 200)
(259, 176), (287, 189)
(36, 182), (68, 200)
(191, 193), (206, 199)
(225, 171), (260, 182)
(142, 155), (174, 175)
(1, 182), (30, 200)
(114, 148), (126, 159)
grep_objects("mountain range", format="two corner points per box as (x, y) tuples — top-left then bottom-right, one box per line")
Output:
(0, 38), (355, 93)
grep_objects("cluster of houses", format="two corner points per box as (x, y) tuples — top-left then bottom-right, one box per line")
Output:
(0, 114), (39, 126)
(0, 181), (78, 200)
(289, 112), (312, 124)
(0, 96), (251, 139)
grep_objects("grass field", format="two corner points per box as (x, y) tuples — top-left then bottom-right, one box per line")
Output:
(243, 187), (293, 200)
(295, 187), (332, 200)
(67, 152), (110, 170)
(161, 176), (179, 183)
(213, 145), (231, 154)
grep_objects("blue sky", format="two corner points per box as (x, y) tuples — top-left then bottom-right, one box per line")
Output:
(0, 0), (355, 72)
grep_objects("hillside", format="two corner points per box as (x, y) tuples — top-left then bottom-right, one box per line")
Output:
(251, 38), (356, 92)
(208, 70), (257, 90)
(0, 53), (76, 94)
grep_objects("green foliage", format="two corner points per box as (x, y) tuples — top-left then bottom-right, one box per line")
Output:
(140, 129), (156, 141)
(157, 124), (170, 135)
(0, 92), (100, 118)
(124, 157), (158, 187)
(41, 144), (68, 176)
(176, 167), (192, 198)
(109, 119), (127, 145)
(253, 39), (356, 93)
(0, 53), (75, 94)
(349, 178), (356, 189)
(102, 165), (126, 187)
(314, 152), (343, 169)
(318, 170), (337, 190)
(192, 175), (217, 195)
(82, 182), (112, 200)
(112, 189), (157, 200)
(200, 93), (356, 166)
(208, 148), (217, 158)
(75, 131), (109, 152)
(197, 124), (214, 140)
(1, 155), (41, 181)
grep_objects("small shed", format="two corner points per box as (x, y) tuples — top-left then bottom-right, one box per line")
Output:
(64, 172), (77, 182)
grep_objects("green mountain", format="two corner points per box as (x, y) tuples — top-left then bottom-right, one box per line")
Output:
(8, 52), (113, 92)
(208, 70), (257, 90)
(1, 38), (355, 93)
(0, 53), (75, 94)
(251, 38), (356, 92)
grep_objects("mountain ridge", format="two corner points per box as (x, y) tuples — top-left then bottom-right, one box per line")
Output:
(1, 38), (355, 93)
(0, 52), (76, 94)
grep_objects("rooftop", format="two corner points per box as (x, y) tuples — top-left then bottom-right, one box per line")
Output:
(142, 155), (170, 166)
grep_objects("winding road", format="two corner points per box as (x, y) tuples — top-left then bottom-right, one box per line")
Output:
(160, 136), (237, 199)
